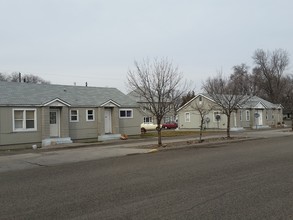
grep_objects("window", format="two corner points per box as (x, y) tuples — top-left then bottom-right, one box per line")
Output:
(119, 109), (133, 118)
(13, 109), (37, 131)
(70, 110), (79, 122)
(246, 110), (250, 121)
(163, 116), (173, 123)
(240, 110), (243, 121)
(144, 116), (153, 123)
(86, 109), (95, 121)
(185, 112), (190, 122)
(198, 96), (203, 105)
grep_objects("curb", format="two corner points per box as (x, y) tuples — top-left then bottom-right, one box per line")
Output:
(145, 137), (265, 153)
(148, 149), (159, 153)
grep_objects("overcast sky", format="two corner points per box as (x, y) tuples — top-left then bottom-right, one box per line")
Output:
(1, 0), (292, 93)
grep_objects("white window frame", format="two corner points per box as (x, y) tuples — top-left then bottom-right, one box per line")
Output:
(185, 112), (190, 122)
(143, 116), (153, 123)
(240, 110), (243, 121)
(119, 109), (133, 118)
(70, 109), (79, 122)
(246, 110), (250, 121)
(163, 116), (173, 123)
(12, 108), (37, 132)
(86, 109), (95, 121)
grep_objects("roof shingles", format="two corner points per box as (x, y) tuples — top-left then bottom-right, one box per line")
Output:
(0, 81), (138, 107)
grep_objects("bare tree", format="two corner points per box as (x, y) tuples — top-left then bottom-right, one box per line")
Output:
(180, 90), (195, 107)
(191, 100), (214, 142)
(203, 73), (251, 138)
(22, 74), (50, 84)
(230, 63), (257, 95)
(7, 72), (21, 82)
(0, 72), (50, 84)
(127, 58), (186, 146)
(252, 49), (289, 103)
(0, 73), (8, 81)
(282, 74), (293, 131)
(169, 89), (183, 122)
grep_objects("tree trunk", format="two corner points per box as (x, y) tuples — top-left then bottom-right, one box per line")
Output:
(156, 120), (163, 146)
(227, 114), (231, 138)
(199, 118), (204, 142)
(157, 128), (162, 146)
(291, 117), (293, 131)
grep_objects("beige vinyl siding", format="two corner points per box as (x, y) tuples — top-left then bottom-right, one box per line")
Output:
(178, 96), (228, 129)
(69, 107), (99, 140)
(0, 107), (42, 146)
(119, 108), (142, 135)
(205, 111), (227, 129)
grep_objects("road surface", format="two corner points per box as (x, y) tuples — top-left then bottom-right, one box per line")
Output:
(1, 136), (292, 219)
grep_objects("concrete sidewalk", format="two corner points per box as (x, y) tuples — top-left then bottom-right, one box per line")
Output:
(1, 128), (292, 173)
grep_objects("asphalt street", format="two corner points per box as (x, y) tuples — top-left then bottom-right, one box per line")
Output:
(0, 128), (292, 173)
(1, 135), (292, 219)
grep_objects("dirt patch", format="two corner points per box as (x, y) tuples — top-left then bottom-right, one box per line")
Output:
(140, 136), (248, 149)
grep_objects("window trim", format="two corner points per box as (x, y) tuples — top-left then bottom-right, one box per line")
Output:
(198, 96), (203, 105)
(86, 109), (95, 122)
(185, 112), (190, 122)
(12, 108), (37, 132)
(119, 109), (133, 118)
(143, 116), (153, 123)
(70, 109), (79, 122)
(239, 110), (243, 121)
(246, 110), (250, 121)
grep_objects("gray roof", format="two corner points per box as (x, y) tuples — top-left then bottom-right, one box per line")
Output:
(178, 93), (281, 112)
(242, 96), (281, 109)
(0, 81), (138, 107)
(202, 93), (281, 109)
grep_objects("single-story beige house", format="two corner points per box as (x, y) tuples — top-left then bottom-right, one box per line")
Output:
(177, 93), (283, 130)
(0, 81), (142, 149)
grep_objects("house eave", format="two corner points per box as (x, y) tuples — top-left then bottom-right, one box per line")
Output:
(0, 104), (42, 107)
(177, 93), (217, 112)
(101, 99), (121, 107)
(42, 98), (71, 107)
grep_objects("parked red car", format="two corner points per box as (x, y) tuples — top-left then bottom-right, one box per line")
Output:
(162, 122), (178, 129)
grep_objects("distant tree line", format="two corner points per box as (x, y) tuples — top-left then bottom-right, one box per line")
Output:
(182, 48), (292, 114)
(0, 72), (50, 84)
(236, 49), (292, 118)
(230, 48), (290, 104)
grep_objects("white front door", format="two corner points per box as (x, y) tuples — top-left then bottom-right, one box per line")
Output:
(104, 108), (112, 133)
(50, 109), (60, 137)
(257, 110), (263, 126)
